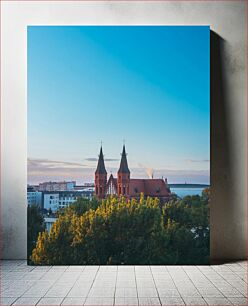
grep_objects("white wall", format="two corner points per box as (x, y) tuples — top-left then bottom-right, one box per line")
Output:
(27, 191), (42, 207)
(43, 194), (59, 212)
(1, 1), (246, 260)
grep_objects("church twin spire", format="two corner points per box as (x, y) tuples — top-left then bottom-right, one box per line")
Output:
(95, 146), (107, 175)
(96, 145), (130, 175)
(95, 144), (130, 198)
(118, 145), (130, 174)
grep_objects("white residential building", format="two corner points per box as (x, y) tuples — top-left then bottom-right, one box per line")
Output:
(42, 190), (93, 212)
(27, 191), (42, 207)
(38, 181), (76, 192)
(58, 191), (93, 209)
(44, 217), (57, 232)
(43, 193), (60, 212)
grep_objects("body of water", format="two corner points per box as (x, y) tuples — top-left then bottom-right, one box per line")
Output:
(170, 187), (205, 198)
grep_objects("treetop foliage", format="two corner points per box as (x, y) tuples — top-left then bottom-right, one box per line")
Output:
(31, 189), (209, 265)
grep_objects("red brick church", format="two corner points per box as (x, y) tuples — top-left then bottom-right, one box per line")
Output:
(94, 145), (171, 202)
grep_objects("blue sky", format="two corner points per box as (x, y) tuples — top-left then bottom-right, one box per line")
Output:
(28, 26), (210, 184)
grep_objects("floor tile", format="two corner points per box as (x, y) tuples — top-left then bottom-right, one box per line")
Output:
(138, 297), (161, 305)
(204, 297), (233, 305)
(197, 287), (224, 297)
(49, 266), (69, 272)
(99, 266), (117, 272)
(32, 266), (52, 272)
(160, 297), (185, 305)
(138, 287), (158, 297)
(117, 272), (135, 278)
(154, 280), (175, 287)
(67, 266), (85, 272)
(22, 284), (52, 297)
(177, 288), (201, 298)
(115, 287), (137, 298)
(0, 297), (17, 306)
(61, 297), (86, 305)
(115, 297), (138, 305)
(84, 266), (99, 273)
(88, 287), (115, 298)
(157, 288), (180, 298)
(45, 285), (72, 297)
(2, 289), (28, 298)
(85, 297), (114, 305)
(37, 297), (64, 305)
(12, 297), (40, 305)
(116, 280), (136, 288)
(117, 266), (134, 272)
(228, 297), (248, 305)
(217, 286), (244, 297)
(182, 297), (207, 305)
(136, 279), (155, 287)
(92, 281), (116, 288)
(67, 285), (91, 297)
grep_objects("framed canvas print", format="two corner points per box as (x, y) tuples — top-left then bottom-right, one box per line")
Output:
(27, 26), (210, 265)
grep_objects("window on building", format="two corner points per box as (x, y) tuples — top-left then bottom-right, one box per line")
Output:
(123, 187), (126, 195)
(100, 187), (102, 194)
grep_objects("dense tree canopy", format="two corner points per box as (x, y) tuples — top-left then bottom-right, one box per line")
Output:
(31, 189), (209, 265)
(27, 205), (45, 263)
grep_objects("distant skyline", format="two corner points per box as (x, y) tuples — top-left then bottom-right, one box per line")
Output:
(28, 26), (210, 184)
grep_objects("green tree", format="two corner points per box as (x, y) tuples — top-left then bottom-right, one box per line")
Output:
(31, 191), (210, 265)
(202, 187), (210, 201)
(57, 197), (99, 217)
(162, 190), (210, 264)
(27, 205), (45, 264)
(32, 195), (171, 264)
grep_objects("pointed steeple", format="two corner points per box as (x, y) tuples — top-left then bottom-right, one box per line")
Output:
(118, 145), (130, 174)
(95, 146), (107, 174)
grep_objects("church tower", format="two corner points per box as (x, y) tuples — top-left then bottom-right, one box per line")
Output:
(117, 145), (130, 197)
(95, 146), (107, 199)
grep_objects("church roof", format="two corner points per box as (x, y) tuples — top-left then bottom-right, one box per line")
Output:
(129, 179), (170, 197)
(95, 146), (107, 174)
(118, 145), (130, 174)
(106, 175), (170, 198)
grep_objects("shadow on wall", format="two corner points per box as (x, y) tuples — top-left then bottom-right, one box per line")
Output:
(210, 31), (238, 263)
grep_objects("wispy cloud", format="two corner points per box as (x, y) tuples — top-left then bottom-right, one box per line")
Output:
(28, 157), (210, 185)
(28, 158), (87, 169)
(85, 157), (119, 162)
(28, 158), (94, 184)
(185, 159), (210, 163)
(131, 167), (210, 184)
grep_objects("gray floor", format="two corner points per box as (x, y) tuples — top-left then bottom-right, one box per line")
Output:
(1, 260), (247, 306)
